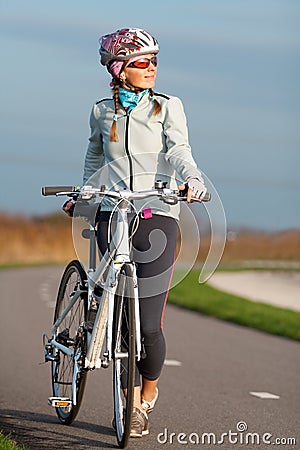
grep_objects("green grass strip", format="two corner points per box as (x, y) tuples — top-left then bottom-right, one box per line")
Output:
(0, 432), (27, 450)
(169, 270), (300, 341)
(0, 261), (65, 270)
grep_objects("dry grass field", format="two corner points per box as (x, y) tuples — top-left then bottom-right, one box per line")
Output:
(211, 228), (300, 262)
(0, 211), (299, 266)
(0, 212), (76, 265)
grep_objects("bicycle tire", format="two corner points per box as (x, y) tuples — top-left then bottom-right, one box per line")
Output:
(52, 260), (88, 425)
(113, 264), (136, 448)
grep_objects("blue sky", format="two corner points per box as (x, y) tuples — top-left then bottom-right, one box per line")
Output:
(1, 0), (299, 230)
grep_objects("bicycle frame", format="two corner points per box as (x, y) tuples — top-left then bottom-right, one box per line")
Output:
(49, 197), (142, 384)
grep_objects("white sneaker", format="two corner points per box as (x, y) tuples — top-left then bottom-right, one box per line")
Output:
(130, 407), (149, 438)
(141, 388), (159, 414)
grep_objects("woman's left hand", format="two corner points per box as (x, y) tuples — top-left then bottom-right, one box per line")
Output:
(178, 177), (207, 203)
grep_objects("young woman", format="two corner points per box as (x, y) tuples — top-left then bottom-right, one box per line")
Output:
(64, 27), (207, 438)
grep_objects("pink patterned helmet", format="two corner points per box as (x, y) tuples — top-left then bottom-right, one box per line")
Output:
(99, 28), (159, 77)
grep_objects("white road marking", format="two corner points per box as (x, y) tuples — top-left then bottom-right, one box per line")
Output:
(39, 276), (57, 308)
(164, 359), (182, 367)
(249, 391), (280, 399)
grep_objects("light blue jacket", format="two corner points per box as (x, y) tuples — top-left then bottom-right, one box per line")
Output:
(83, 92), (204, 219)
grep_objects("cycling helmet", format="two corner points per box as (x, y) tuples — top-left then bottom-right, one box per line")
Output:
(99, 28), (159, 67)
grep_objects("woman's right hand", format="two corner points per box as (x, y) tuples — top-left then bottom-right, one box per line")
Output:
(62, 199), (76, 217)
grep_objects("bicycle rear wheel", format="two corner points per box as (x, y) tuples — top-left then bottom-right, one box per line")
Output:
(113, 264), (136, 448)
(52, 260), (88, 425)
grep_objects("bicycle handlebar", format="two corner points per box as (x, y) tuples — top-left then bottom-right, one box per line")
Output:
(41, 184), (211, 203)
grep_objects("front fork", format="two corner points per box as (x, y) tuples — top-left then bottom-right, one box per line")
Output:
(101, 261), (142, 369)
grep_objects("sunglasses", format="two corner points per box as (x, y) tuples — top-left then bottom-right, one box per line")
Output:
(126, 56), (158, 69)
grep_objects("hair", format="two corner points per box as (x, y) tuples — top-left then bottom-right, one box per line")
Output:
(149, 88), (161, 116)
(110, 78), (121, 142)
(109, 79), (162, 142)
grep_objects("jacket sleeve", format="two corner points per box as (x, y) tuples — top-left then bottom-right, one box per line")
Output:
(83, 104), (105, 185)
(163, 96), (205, 183)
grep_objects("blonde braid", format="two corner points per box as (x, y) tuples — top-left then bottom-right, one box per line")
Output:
(149, 88), (161, 115)
(110, 79), (120, 142)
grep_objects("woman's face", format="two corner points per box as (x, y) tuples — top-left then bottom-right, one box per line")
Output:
(122, 54), (157, 90)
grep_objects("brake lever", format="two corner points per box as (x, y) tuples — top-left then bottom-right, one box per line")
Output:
(178, 191), (211, 202)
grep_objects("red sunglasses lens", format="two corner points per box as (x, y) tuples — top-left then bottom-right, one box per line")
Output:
(129, 57), (157, 69)
(132, 60), (150, 68)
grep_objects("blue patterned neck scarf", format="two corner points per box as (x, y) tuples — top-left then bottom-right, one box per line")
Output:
(118, 87), (149, 113)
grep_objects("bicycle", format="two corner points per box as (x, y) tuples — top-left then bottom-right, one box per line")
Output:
(42, 181), (210, 448)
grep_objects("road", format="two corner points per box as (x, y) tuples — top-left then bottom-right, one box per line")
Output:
(0, 267), (299, 450)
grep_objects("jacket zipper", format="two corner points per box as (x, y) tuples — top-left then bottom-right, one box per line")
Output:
(125, 112), (134, 191)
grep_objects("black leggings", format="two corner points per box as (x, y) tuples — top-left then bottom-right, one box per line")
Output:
(97, 212), (178, 386)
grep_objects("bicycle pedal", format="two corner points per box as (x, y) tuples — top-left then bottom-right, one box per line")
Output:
(44, 344), (59, 362)
(48, 397), (72, 408)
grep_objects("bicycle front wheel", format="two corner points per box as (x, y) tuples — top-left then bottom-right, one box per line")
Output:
(113, 264), (136, 448)
(52, 260), (88, 425)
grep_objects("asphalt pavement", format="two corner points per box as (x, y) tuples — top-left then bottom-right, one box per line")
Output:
(0, 266), (299, 450)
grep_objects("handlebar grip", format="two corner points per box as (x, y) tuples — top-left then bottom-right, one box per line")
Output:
(41, 186), (76, 196)
(202, 192), (211, 202)
(179, 192), (211, 202)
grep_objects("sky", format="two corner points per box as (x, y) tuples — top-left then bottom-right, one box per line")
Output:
(1, 0), (299, 231)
